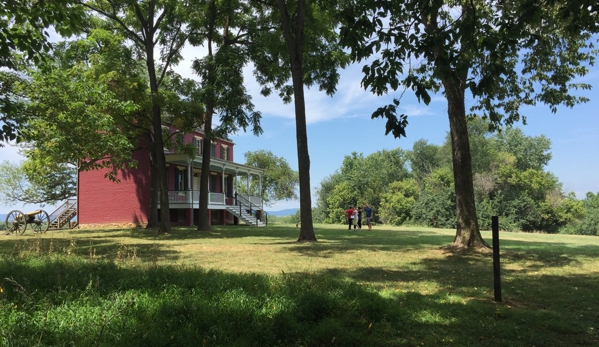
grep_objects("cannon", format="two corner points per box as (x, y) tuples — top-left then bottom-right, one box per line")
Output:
(4, 209), (50, 235)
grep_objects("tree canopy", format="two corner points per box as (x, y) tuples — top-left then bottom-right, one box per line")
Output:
(241, 150), (298, 207)
(1, 0), (84, 144)
(339, 0), (597, 248)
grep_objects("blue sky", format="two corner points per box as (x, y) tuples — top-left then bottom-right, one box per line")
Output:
(1, 44), (598, 214)
(230, 60), (599, 212)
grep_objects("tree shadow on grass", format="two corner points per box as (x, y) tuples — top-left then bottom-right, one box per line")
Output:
(279, 230), (599, 264)
(0, 256), (597, 347)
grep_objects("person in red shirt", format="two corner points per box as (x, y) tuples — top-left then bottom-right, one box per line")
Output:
(345, 206), (355, 230)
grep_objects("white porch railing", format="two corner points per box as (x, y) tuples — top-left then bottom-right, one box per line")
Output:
(168, 191), (188, 203)
(160, 191), (227, 205)
(209, 192), (225, 205)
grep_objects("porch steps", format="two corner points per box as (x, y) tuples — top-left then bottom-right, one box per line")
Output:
(226, 206), (266, 227)
(48, 199), (78, 230)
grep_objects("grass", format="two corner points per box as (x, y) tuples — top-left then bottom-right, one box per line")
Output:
(1, 223), (598, 346)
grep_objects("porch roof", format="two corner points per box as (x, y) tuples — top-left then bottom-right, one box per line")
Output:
(164, 153), (264, 177)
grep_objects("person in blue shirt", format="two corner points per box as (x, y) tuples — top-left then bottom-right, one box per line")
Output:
(363, 204), (373, 231)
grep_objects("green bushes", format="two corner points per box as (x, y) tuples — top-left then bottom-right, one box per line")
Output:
(560, 192), (599, 235)
(315, 117), (597, 235)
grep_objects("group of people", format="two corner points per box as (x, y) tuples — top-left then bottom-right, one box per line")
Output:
(344, 204), (373, 231)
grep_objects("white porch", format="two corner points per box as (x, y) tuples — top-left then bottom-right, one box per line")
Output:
(161, 190), (262, 210)
(158, 153), (264, 211)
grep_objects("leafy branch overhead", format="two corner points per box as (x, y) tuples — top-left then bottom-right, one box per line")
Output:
(340, 0), (596, 135)
(339, 0), (597, 248)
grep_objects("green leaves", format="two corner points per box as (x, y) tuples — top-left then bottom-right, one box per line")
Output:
(371, 99), (408, 138)
(341, 0), (597, 135)
(242, 150), (299, 206)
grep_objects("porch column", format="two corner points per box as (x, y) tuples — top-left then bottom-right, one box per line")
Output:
(235, 169), (239, 195)
(246, 172), (250, 199)
(221, 166), (226, 201)
(259, 173), (263, 209)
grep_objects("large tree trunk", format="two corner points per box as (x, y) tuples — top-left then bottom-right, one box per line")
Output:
(197, 108), (213, 232)
(292, 63), (316, 242)
(443, 78), (488, 249)
(197, 7), (216, 232)
(146, 132), (159, 228)
(277, 0), (316, 242)
(146, 37), (171, 234)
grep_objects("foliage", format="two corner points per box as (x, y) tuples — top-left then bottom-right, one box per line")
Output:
(249, 0), (350, 103)
(316, 149), (410, 223)
(407, 139), (445, 186)
(316, 115), (595, 235)
(0, 160), (76, 206)
(325, 181), (358, 224)
(240, 150), (298, 206)
(16, 60), (138, 178)
(0, 0), (84, 144)
(379, 178), (419, 226)
(339, 0), (597, 247)
(561, 192), (599, 235)
(77, 0), (211, 233)
(410, 167), (456, 229)
(494, 127), (552, 172)
(339, 0), (596, 136)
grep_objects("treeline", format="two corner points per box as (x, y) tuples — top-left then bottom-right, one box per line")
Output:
(314, 118), (599, 235)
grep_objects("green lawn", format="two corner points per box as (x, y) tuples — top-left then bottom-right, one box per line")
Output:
(1, 224), (598, 346)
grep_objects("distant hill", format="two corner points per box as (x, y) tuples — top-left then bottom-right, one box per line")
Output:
(266, 208), (298, 217)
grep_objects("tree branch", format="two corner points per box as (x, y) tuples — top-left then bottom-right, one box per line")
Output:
(78, 1), (145, 45)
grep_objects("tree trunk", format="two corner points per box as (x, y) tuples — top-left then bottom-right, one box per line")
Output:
(443, 78), (489, 249)
(197, 6), (216, 232)
(197, 108), (213, 232)
(146, 37), (171, 234)
(146, 132), (159, 228)
(277, 0), (316, 242)
(292, 65), (316, 242)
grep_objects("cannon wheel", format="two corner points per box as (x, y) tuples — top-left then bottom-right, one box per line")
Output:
(31, 210), (50, 233)
(5, 210), (27, 236)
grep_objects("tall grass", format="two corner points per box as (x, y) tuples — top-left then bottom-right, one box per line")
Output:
(1, 224), (598, 346)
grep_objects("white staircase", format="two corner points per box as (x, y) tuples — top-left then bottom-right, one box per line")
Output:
(226, 205), (266, 227)
(48, 198), (78, 230)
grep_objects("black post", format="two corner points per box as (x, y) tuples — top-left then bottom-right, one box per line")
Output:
(492, 216), (502, 302)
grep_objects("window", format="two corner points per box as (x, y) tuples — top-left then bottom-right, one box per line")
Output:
(211, 142), (216, 157)
(221, 145), (229, 161)
(193, 136), (203, 155)
(175, 167), (187, 191)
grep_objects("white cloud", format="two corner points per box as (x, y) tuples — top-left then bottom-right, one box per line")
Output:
(399, 104), (437, 117)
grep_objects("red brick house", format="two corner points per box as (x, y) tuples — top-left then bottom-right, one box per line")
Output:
(76, 125), (265, 228)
